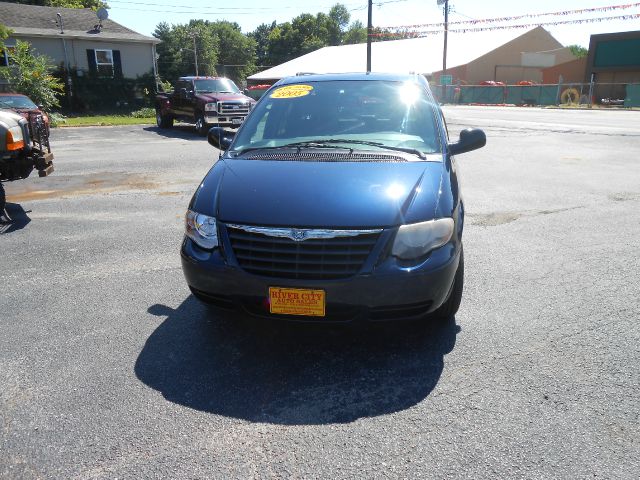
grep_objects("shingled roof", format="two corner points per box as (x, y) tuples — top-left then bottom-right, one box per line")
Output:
(0, 3), (159, 43)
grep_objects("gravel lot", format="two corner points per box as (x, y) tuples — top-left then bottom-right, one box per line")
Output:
(1, 108), (639, 478)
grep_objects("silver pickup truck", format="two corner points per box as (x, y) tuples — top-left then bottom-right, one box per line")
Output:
(0, 109), (54, 221)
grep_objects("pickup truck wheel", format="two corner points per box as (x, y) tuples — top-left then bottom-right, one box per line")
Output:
(195, 113), (208, 136)
(156, 109), (173, 129)
(0, 182), (7, 222)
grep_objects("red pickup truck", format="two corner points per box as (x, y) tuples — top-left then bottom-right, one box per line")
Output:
(155, 76), (255, 135)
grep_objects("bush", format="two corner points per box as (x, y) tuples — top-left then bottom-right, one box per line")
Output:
(1, 40), (64, 110)
(130, 107), (155, 118)
(48, 112), (67, 127)
(56, 70), (158, 113)
(158, 78), (173, 93)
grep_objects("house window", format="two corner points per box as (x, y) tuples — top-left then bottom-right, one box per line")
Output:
(87, 48), (122, 77)
(95, 49), (114, 77)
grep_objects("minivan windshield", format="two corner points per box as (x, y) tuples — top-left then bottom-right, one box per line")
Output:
(194, 78), (240, 94)
(231, 80), (442, 157)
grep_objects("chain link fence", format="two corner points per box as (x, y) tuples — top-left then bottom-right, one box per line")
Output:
(435, 82), (640, 107)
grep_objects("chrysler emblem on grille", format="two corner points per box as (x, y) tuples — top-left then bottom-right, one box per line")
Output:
(226, 224), (383, 241)
(290, 229), (307, 241)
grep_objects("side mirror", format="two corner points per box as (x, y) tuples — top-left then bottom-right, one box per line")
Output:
(179, 87), (188, 97)
(208, 126), (235, 150)
(448, 128), (486, 156)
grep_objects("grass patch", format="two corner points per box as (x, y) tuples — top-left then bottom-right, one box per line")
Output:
(59, 115), (156, 127)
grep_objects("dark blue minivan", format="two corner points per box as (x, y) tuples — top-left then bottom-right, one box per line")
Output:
(181, 73), (485, 322)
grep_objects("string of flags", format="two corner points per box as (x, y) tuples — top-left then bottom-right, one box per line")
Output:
(378, 2), (640, 29)
(371, 13), (640, 38)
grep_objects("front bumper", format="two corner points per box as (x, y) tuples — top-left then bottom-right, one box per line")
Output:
(204, 115), (246, 127)
(181, 237), (461, 323)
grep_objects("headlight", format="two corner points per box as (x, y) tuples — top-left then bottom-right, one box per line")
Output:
(204, 103), (217, 112)
(185, 210), (218, 249)
(6, 125), (25, 151)
(391, 218), (454, 260)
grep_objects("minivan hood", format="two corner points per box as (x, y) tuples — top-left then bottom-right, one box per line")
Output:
(193, 158), (445, 228)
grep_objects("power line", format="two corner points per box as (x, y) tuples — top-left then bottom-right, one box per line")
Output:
(378, 2), (640, 29)
(108, 0), (409, 16)
(350, 0), (410, 12)
(108, 6), (273, 15)
(107, 0), (364, 12)
(112, 5), (371, 17)
(371, 13), (640, 37)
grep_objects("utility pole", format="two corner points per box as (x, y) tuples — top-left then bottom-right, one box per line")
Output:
(192, 33), (199, 76)
(366, 0), (373, 72)
(442, 0), (449, 75)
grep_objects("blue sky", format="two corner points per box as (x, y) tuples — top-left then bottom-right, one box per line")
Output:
(105, 0), (640, 47)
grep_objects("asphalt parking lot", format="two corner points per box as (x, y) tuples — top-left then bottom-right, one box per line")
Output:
(1, 107), (639, 478)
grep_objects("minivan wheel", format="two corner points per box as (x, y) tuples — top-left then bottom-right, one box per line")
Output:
(431, 246), (464, 321)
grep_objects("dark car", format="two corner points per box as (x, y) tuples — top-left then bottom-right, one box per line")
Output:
(181, 73), (485, 322)
(0, 93), (50, 132)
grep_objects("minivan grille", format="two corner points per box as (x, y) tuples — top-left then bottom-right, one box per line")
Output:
(218, 101), (250, 115)
(226, 226), (381, 280)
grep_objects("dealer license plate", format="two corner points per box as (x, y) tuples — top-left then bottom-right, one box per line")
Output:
(269, 287), (326, 317)
(231, 118), (242, 125)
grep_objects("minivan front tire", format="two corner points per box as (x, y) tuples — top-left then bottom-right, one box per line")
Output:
(431, 246), (464, 321)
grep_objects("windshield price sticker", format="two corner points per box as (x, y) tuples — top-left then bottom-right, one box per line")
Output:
(270, 85), (314, 99)
(269, 287), (325, 316)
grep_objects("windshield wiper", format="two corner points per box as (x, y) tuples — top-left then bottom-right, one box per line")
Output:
(298, 139), (427, 159)
(233, 142), (354, 156)
(233, 140), (427, 159)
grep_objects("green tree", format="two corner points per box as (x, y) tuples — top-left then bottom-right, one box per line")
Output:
(249, 21), (276, 67)
(153, 21), (218, 85)
(0, 23), (11, 67)
(266, 13), (329, 65)
(343, 20), (367, 44)
(154, 20), (258, 86)
(329, 4), (350, 30)
(156, 3), (359, 84)
(265, 24), (290, 66)
(295, 13), (329, 51)
(568, 44), (588, 59)
(208, 21), (256, 84)
(259, 3), (364, 65)
(0, 40), (64, 109)
(327, 3), (350, 45)
(0, 24), (12, 41)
